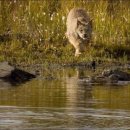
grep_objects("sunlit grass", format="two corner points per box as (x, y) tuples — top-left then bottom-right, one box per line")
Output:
(0, 0), (130, 65)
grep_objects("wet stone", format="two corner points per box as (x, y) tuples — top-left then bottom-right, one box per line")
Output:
(0, 62), (36, 85)
(102, 69), (130, 81)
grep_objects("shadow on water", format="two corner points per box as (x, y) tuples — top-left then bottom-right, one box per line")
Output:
(0, 67), (130, 129)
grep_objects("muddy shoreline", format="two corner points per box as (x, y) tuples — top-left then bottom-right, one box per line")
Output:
(1, 60), (130, 86)
(16, 60), (130, 73)
(14, 60), (130, 84)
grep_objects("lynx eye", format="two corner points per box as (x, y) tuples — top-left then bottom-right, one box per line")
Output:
(80, 29), (83, 32)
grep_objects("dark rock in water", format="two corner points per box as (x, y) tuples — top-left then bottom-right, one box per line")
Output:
(79, 75), (118, 85)
(102, 69), (130, 81)
(78, 68), (130, 85)
(0, 62), (35, 85)
(108, 74), (119, 81)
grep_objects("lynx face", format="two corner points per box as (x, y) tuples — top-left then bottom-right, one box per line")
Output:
(76, 20), (92, 41)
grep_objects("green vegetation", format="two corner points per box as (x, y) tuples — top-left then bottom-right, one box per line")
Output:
(0, 0), (130, 65)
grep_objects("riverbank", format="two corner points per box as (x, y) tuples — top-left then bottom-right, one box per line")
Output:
(0, 0), (130, 66)
(0, 36), (130, 67)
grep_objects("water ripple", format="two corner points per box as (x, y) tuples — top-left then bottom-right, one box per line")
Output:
(0, 106), (130, 129)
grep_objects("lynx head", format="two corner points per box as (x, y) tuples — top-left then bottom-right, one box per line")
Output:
(76, 17), (92, 40)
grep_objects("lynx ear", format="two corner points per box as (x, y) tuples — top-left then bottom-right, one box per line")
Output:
(77, 17), (87, 25)
(77, 17), (92, 26)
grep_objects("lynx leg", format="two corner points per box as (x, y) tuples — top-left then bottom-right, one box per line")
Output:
(75, 48), (81, 57)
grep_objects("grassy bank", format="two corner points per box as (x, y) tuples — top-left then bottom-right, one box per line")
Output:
(0, 0), (130, 65)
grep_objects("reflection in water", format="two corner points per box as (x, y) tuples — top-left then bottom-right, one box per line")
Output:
(65, 67), (93, 108)
(0, 67), (130, 129)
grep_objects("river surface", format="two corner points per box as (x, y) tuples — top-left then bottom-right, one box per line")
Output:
(0, 67), (130, 130)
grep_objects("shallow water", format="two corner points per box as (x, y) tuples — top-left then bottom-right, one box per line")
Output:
(0, 67), (130, 130)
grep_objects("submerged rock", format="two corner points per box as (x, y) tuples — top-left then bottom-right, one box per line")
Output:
(79, 75), (118, 85)
(0, 62), (36, 85)
(102, 69), (130, 81)
(78, 68), (130, 85)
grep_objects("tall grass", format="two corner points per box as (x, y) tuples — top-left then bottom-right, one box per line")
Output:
(0, 0), (130, 65)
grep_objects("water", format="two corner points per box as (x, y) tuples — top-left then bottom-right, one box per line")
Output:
(0, 67), (130, 130)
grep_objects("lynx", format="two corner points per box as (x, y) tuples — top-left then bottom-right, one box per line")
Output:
(66, 8), (92, 56)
